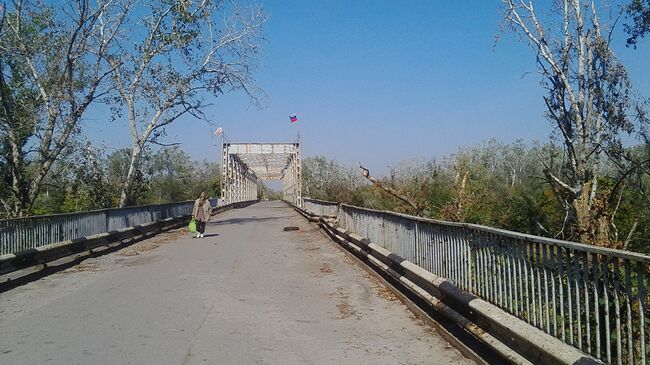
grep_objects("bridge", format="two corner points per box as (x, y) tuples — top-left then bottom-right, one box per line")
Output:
(221, 142), (302, 207)
(1, 140), (649, 365)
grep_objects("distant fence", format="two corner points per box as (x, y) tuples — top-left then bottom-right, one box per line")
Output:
(0, 201), (194, 255)
(303, 198), (650, 365)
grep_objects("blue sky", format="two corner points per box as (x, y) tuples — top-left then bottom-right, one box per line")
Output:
(85, 1), (649, 175)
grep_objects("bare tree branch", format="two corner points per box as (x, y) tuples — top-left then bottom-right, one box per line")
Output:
(359, 163), (422, 214)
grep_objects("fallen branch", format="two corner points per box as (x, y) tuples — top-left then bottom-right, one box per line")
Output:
(359, 163), (421, 214)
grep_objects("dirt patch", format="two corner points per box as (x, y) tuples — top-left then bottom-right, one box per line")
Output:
(320, 263), (333, 274)
(118, 229), (184, 256)
(294, 226), (323, 244)
(377, 287), (398, 301)
(331, 286), (361, 320)
(337, 302), (358, 319)
(64, 262), (102, 273)
(341, 255), (355, 265)
(361, 271), (380, 286)
(357, 267), (402, 302)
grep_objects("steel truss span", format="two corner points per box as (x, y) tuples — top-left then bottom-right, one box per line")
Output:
(221, 143), (302, 207)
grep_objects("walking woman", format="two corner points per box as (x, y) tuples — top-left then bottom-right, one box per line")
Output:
(192, 192), (211, 238)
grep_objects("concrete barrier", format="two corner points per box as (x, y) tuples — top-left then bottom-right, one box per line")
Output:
(288, 202), (603, 365)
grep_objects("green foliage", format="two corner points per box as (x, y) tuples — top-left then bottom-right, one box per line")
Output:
(258, 184), (281, 200)
(25, 146), (221, 216)
(302, 156), (363, 203)
(626, 0), (650, 47)
(0, 0), (125, 216)
(302, 140), (650, 254)
(146, 148), (221, 203)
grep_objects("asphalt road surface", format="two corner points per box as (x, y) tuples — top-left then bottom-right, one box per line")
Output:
(0, 201), (473, 365)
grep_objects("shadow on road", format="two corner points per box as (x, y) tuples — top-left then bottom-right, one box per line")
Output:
(210, 215), (293, 226)
(0, 226), (178, 293)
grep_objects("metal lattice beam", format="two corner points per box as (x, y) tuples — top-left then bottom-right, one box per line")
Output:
(221, 142), (302, 206)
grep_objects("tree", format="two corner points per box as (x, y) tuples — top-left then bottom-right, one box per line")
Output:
(71, 143), (116, 209)
(0, 0), (125, 216)
(302, 156), (363, 203)
(147, 147), (194, 203)
(503, 0), (647, 247)
(145, 147), (221, 203)
(625, 0), (650, 47)
(359, 164), (423, 214)
(109, 0), (266, 207)
(189, 159), (222, 199)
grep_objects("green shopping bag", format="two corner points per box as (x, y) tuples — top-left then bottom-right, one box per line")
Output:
(188, 218), (197, 233)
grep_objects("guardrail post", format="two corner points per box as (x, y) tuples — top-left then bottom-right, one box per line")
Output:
(469, 229), (476, 293)
(337, 203), (342, 221)
(414, 220), (420, 267)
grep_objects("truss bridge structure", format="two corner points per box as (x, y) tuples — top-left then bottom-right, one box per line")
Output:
(221, 142), (302, 207)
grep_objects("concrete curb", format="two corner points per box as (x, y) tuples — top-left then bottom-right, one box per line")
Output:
(288, 202), (603, 365)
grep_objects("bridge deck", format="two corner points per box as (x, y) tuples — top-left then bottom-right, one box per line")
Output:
(0, 201), (472, 364)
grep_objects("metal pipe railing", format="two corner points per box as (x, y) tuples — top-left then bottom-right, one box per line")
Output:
(304, 198), (650, 365)
(0, 201), (194, 255)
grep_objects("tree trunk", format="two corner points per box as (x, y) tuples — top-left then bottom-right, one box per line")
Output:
(119, 145), (142, 207)
(572, 180), (620, 248)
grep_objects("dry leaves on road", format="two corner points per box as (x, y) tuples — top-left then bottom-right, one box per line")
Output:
(118, 229), (185, 257)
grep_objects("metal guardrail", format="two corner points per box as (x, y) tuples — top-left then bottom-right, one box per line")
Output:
(303, 198), (650, 365)
(0, 201), (194, 255)
(303, 198), (339, 216)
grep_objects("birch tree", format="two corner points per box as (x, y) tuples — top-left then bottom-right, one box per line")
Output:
(109, 0), (266, 207)
(503, 0), (647, 247)
(0, 0), (126, 217)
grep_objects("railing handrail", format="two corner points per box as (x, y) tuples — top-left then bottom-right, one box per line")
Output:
(305, 198), (650, 263)
(0, 200), (194, 224)
(104, 200), (193, 212)
(303, 197), (340, 206)
(0, 200), (197, 256)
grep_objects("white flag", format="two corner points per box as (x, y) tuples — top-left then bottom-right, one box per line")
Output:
(214, 127), (223, 136)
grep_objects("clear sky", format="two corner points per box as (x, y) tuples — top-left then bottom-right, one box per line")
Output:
(85, 1), (649, 175)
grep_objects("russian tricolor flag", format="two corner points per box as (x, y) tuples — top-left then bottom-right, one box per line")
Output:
(289, 114), (298, 123)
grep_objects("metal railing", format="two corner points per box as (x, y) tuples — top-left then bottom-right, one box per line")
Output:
(0, 201), (194, 255)
(305, 198), (650, 365)
(303, 198), (339, 217)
